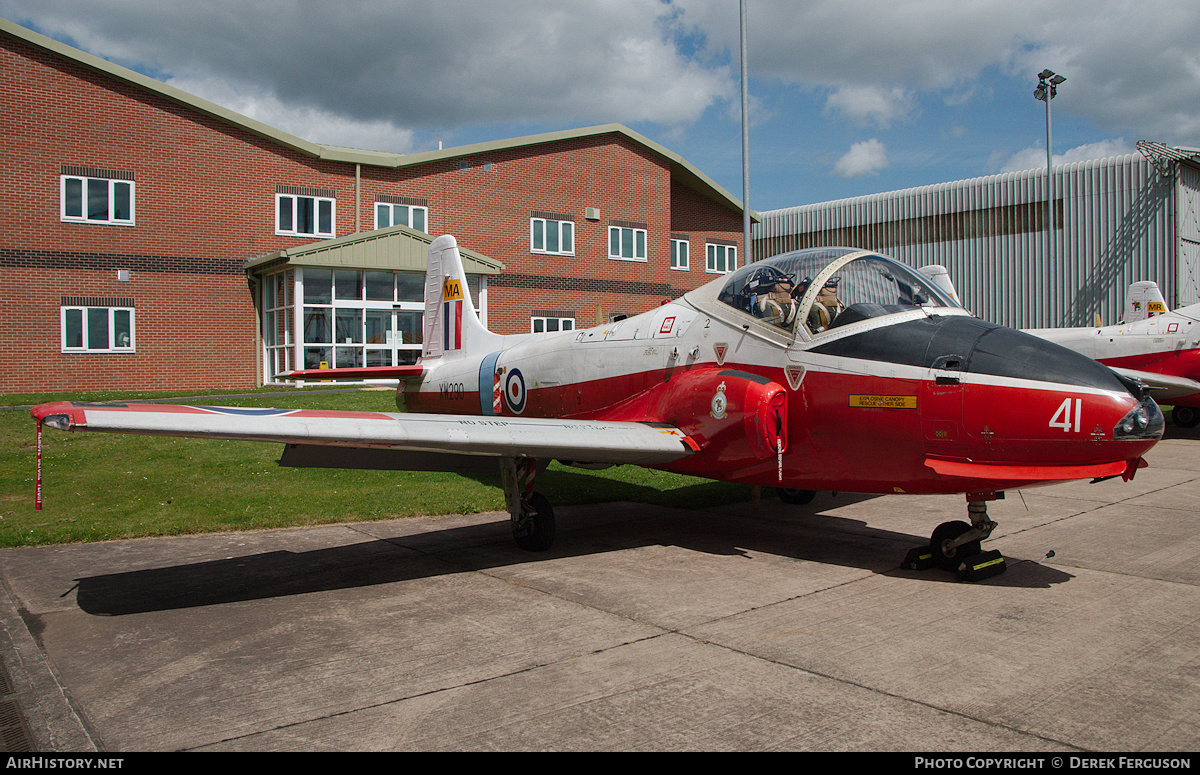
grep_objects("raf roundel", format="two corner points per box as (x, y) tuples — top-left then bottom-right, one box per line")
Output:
(504, 368), (527, 414)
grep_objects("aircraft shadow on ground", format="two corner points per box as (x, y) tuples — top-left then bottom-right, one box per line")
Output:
(72, 471), (1071, 616)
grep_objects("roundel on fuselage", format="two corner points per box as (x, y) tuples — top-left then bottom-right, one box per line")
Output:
(505, 368), (526, 414)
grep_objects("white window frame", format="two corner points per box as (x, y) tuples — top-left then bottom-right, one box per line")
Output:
(61, 306), (135, 353)
(375, 202), (428, 232)
(531, 316), (575, 333)
(706, 243), (738, 274)
(671, 238), (690, 270)
(530, 218), (575, 256)
(608, 226), (647, 262)
(276, 193), (336, 238)
(60, 175), (135, 226)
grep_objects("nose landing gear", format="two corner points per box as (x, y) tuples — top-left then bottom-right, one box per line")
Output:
(904, 492), (1007, 581)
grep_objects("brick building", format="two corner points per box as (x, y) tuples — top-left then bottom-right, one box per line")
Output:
(0, 18), (751, 393)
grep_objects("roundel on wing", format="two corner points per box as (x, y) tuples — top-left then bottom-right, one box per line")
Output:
(504, 368), (526, 414)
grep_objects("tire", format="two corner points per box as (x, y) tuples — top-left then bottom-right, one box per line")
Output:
(929, 520), (981, 572)
(777, 488), (816, 505)
(512, 491), (556, 552)
(1173, 406), (1200, 428)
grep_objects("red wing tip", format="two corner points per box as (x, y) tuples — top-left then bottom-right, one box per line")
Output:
(30, 401), (78, 421)
(31, 401), (86, 429)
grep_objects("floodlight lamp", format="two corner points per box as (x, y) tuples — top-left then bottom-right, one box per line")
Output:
(1050, 74), (1066, 85)
(1034, 86), (1047, 101)
(1039, 69), (1055, 79)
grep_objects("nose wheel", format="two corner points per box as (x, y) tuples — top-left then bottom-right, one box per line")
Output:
(929, 520), (981, 571)
(905, 494), (1006, 580)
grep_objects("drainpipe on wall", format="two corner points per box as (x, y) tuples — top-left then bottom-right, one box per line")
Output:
(355, 163), (361, 233)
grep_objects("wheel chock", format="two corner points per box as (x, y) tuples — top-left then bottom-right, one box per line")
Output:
(902, 545), (934, 571)
(956, 549), (1006, 581)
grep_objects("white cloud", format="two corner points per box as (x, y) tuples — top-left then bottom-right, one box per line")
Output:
(167, 76), (416, 154)
(0, 0), (733, 147)
(834, 139), (889, 178)
(999, 138), (1136, 173)
(673, 0), (1200, 147)
(825, 86), (914, 128)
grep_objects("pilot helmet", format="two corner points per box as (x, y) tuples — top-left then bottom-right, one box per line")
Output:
(744, 266), (794, 296)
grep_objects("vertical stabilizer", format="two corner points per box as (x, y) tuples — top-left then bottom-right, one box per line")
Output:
(1124, 281), (1169, 324)
(918, 265), (960, 305)
(422, 235), (502, 358)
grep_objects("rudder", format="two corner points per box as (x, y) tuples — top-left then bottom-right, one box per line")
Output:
(422, 235), (502, 359)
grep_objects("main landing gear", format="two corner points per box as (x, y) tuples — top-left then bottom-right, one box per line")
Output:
(904, 492), (1007, 581)
(500, 457), (556, 552)
(1173, 406), (1200, 428)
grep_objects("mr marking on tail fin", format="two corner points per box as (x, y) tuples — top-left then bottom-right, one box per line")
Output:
(1122, 280), (1169, 324)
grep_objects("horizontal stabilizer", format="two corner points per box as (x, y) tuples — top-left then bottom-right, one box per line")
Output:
(1110, 367), (1200, 404)
(32, 402), (698, 466)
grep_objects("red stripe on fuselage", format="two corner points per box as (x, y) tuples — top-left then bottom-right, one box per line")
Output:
(407, 361), (1153, 495)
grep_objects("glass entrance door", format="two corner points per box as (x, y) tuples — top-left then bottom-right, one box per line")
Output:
(364, 308), (423, 367)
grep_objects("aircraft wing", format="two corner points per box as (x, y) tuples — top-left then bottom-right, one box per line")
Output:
(30, 402), (699, 466)
(1110, 368), (1200, 404)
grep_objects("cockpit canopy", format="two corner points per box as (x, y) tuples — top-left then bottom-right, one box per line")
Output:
(714, 247), (961, 337)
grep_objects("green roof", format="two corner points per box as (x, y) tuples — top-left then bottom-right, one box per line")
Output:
(243, 225), (504, 275)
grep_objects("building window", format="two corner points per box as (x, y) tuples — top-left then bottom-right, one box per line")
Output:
(61, 304), (134, 352)
(531, 316), (574, 333)
(267, 267), (478, 381)
(706, 243), (737, 274)
(276, 189), (335, 237)
(60, 173), (134, 226)
(671, 237), (690, 270)
(608, 225), (647, 262)
(530, 215), (575, 256)
(375, 201), (428, 232)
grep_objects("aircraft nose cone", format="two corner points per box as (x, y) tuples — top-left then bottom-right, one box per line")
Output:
(966, 325), (1134, 395)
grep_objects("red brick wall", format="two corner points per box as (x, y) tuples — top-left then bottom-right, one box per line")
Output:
(0, 29), (744, 392)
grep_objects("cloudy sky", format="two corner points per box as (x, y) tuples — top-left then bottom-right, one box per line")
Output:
(4, 0), (1199, 212)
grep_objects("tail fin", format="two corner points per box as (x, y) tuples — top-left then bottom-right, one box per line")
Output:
(422, 235), (503, 359)
(1123, 280), (1169, 324)
(918, 264), (961, 305)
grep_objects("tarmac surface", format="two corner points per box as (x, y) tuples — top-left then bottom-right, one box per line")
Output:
(2, 431), (1200, 752)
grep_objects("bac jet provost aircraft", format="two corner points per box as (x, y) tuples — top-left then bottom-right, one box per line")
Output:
(32, 236), (1165, 578)
(1024, 281), (1200, 428)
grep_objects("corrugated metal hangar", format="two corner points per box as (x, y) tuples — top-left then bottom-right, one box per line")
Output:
(754, 143), (1200, 329)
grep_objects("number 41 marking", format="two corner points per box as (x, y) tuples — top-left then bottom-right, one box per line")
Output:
(1050, 398), (1082, 432)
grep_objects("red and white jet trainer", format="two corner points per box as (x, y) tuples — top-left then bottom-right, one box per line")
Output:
(1024, 281), (1200, 428)
(33, 235), (1164, 576)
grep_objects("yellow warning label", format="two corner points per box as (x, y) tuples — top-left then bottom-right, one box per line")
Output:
(443, 278), (464, 301)
(849, 394), (917, 409)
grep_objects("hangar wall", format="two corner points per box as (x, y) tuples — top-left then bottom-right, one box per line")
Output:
(754, 153), (1199, 330)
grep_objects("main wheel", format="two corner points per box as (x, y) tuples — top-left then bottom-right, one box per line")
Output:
(512, 491), (556, 552)
(929, 520), (980, 572)
(777, 488), (816, 505)
(1173, 406), (1199, 428)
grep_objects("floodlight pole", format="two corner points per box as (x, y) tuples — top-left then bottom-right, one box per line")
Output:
(1034, 70), (1064, 268)
(740, 0), (751, 263)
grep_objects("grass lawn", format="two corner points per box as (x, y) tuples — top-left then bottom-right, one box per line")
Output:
(0, 387), (746, 547)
